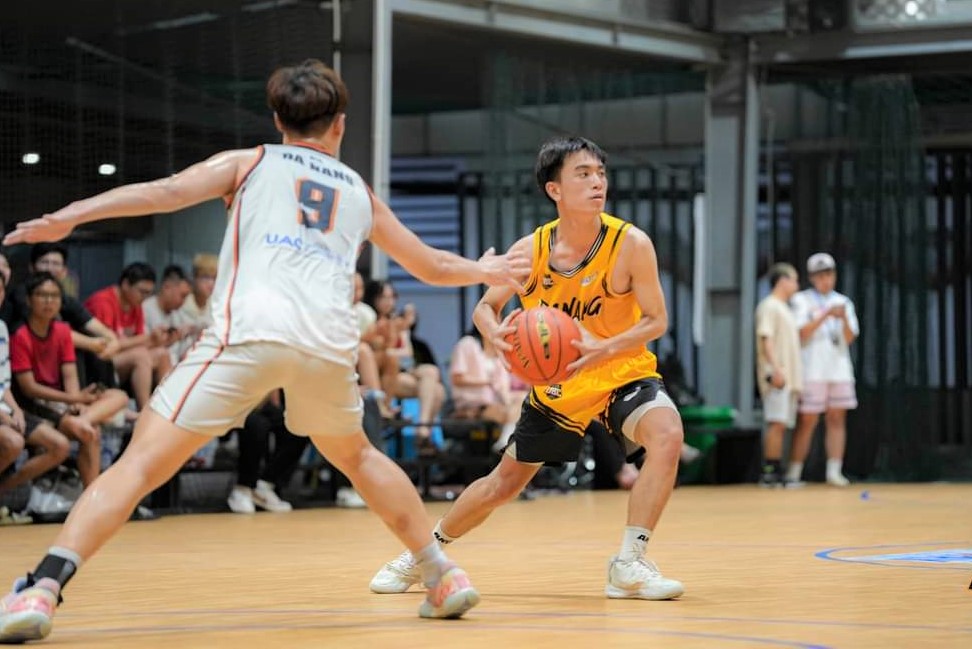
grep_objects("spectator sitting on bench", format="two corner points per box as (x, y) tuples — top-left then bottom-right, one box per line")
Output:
(2, 244), (124, 392)
(178, 253), (217, 331)
(84, 262), (173, 411)
(364, 280), (445, 454)
(11, 273), (128, 488)
(142, 265), (195, 365)
(227, 390), (308, 513)
(448, 326), (527, 453)
(352, 271), (393, 419)
(0, 271), (70, 500)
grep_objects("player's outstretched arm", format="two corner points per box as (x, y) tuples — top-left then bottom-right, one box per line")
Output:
(3, 149), (258, 245)
(369, 194), (530, 290)
(472, 235), (534, 369)
(567, 228), (668, 372)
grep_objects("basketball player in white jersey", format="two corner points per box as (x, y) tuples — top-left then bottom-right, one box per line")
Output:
(0, 59), (529, 643)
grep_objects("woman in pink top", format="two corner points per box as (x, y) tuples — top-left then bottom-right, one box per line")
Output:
(449, 327), (528, 452)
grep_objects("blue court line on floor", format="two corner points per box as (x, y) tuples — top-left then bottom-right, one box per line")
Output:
(816, 541), (972, 572)
(58, 618), (832, 649)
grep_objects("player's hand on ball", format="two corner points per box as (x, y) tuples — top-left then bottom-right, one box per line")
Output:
(478, 247), (531, 292)
(565, 324), (605, 374)
(490, 308), (521, 371)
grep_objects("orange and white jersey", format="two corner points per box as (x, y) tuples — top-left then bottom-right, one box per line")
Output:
(209, 142), (372, 367)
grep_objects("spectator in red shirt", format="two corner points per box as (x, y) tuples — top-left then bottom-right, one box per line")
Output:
(0, 271), (71, 500)
(84, 262), (175, 411)
(12, 273), (128, 487)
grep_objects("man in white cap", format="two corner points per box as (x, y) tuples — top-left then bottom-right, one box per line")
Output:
(788, 252), (859, 486)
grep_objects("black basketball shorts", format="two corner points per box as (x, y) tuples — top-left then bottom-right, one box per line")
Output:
(504, 377), (678, 465)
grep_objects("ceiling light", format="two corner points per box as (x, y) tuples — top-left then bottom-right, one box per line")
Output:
(22, 153), (40, 165)
(98, 163), (117, 176)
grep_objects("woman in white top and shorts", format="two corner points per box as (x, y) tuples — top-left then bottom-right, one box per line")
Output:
(789, 252), (860, 487)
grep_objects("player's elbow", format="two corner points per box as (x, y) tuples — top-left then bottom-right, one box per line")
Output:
(651, 312), (669, 336)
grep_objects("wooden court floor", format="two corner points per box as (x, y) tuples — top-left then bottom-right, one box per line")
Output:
(2, 484), (970, 648)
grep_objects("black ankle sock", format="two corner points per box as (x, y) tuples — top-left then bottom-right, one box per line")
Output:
(32, 554), (78, 589)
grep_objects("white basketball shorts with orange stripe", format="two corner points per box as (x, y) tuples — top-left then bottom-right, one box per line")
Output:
(150, 331), (363, 437)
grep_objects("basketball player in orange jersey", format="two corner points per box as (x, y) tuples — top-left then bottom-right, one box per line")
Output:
(371, 135), (685, 600)
(0, 59), (531, 644)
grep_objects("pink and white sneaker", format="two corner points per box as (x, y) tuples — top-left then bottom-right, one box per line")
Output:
(0, 577), (60, 644)
(418, 565), (480, 619)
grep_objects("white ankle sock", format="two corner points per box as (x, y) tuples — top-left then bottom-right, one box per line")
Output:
(619, 526), (651, 562)
(785, 462), (803, 482)
(433, 520), (456, 545)
(415, 541), (449, 586)
(826, 459), (843, 479)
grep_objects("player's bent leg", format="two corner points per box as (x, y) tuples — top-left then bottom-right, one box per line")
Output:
(629, 407), (682, 530)
(0, 410), (210, 644)
(370, 453), (540, 595)
(606, 406), (684, 601)
(311, 430), (436, 549)
(441, 453), (540, 536)
(312, 431), (480, 618)
(53, 409), (210, 561)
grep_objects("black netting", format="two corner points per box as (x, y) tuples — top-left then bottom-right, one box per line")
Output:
(761, 73), (972, 479)
(1, 2), (337, 235)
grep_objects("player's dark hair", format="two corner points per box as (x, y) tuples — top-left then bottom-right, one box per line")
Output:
(267, 59), (349, 136)
(535, 135), (607, 204)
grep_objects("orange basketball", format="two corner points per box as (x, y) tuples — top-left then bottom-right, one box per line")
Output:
(503, 306), (581, 386)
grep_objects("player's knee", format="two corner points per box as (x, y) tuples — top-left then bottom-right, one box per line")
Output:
(641, 420), (683, 465)
(314, 432), (372, 474)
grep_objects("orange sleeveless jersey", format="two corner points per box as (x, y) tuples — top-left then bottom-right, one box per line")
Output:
(519, 213), (660, 435)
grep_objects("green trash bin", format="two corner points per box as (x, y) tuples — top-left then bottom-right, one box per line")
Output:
(677, 406), (736, 485)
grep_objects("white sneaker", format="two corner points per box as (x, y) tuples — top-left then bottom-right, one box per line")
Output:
(335, 487), (367, 509)
(253, 480), (292, 512)
(680, 444), (702, 464)
(26, 487), (74, 515)
(0, 506), (32, 525)
(370, 550), (422, 594)
(227, 486), (256, 514)
(826, 473), (850, 487)
(605, 556), (684, 600)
